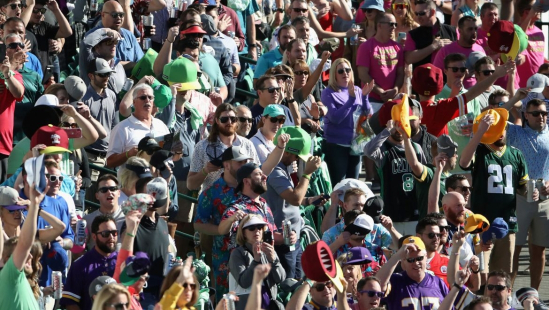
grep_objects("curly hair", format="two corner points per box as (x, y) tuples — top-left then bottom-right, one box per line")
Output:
(27, 241), (43, 300)
(392, 0), (416, 29)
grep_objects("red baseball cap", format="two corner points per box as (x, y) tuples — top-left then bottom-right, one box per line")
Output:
(487, 20), (515, 54)
(180, 25), (207, 36)
(412, 64), (443, 96)
(31, 125), (71, 154)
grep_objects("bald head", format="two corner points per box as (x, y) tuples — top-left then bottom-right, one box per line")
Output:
(442, 191), (463, 206)
(102, 1), (124, 31)
(442, 192), (467, 226)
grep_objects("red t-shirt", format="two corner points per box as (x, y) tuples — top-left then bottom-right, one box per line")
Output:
(0, 71), (24, 155)
(427, 252), (450, 287)
(420, 94), (468, 137)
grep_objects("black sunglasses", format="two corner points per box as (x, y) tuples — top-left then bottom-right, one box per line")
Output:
(96, 230), (118, 238)
(62, 122), (78, 128)
(359, 290), (385, 298)
(439, 225), (451, 232)
(267, 116), (286, 124)
(526, 111), (549, 117)
(447, 67), (467, 73)
(6, 42), (24, 49)
(32, 7), (47, 14)
(292, 8), (308, 13)
(425, 232), (442, 239)
(294, 70), (309, 76)
(6, 3), (23, 9)
(406, 256), (425, 263)
(486, 284), (506, 291)
(46, 174), (64, 182)
(415, 11), (427, 16)
(137, 95), (154, 101)
(219, 116), (237, 123)
(246, 224), (265, 231)
(107, 302), (129, 310)
(276, 75), (291, 82)
(260, 86), (281, 93)
(380, 21), (398, 27)
(481, 70), (495, 76)
(182, 283), (197, 289)
(98, 186), (118, 193)
(238, 117), (253, 123)
(337, 68), (351, 74)
(7, 209), (23, 214)
(456, 185), (473, 192)
(107, 12), (125, 18)
(95, 72), (112, 78)
(314, 281), (333, 291)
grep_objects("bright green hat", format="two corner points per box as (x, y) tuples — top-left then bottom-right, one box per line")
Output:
(263, 104), (285, 117)
(274, 126), (312, 161)
(131, 48), (158, 80)
(166, 57), (201, 92)
(151, 79), (173, 109)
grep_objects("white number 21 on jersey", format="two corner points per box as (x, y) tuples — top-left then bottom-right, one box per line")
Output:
(402, 297), (441, 309)
(487, 164), (514, 194)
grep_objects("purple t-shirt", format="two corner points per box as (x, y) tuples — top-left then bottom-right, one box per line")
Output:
(384, 272), (449, 310)
(60, 248), (118, 310)
(432, 41), (486, 89)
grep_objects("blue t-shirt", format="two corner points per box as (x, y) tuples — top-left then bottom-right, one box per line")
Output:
(26, 52), (43, 79)
(85, 25), (144, 62)
(253, 48), (283, 78)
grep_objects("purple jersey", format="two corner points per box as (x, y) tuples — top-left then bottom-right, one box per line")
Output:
(384, 272), (449, 310)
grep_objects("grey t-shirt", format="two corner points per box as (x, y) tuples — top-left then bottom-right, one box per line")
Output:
(82, 86), (119, 153)
(263, 162), (304, 235)
(83, 207), (125, 249)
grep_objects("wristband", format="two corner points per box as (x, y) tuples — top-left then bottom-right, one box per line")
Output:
(126, 232), (136, 238)
(201, 168), (208, 176)
(453, 283), (462, 290)
(126, 151), (129, 159)
(302, 174), (311, 180)
(470, 268), (480, 274)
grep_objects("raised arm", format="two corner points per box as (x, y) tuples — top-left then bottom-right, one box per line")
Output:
(399, 123), (424, 177)
(114, 210), (140, 281)
(260, 134), (288, 176)
(59, 105), (99, 150)
(48, 0), (72, 38)
(320, 190), (343, 233)
(299, 51), (331, 100)
(459, 113), (494, 169)
(118, 0), (135, 33)
(245, 264), (272, 310)
(37, 209), (67, 243)
(463, 60), (515, 102)
(286, 281), (312, 310)
(278, 157), (321, 206)
(427, 154), (447, 214)
(20, 0), (34, 25)
(154, 27), (178, 76)
(377, 243), (416, 290)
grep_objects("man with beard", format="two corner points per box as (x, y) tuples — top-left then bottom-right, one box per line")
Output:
(106, 84), (170, 168)
(365, 118), (427, 235)
(61, 215), (118, 310)
(441, 192), (477, 268)
(507, 99), (549, 289)
(291, 17), (317, 65)
(483, 270), (516, 310)
(254, 25), (296, 79)
(0, 182), (45, 309)
(433, 16), (485, 89)
(376, 237), (449, 309)
(460, 109), (529, 275)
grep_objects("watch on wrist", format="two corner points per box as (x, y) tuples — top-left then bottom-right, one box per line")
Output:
(453, 282), (462, 290)
(276, 8), (284, 12)
(287, 98), (296, 104)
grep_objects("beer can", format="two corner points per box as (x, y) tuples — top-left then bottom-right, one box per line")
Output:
(75, 219), (87, 246)
(537, 179), (547, 201)
(527, 179), (536, 203)
(52, 271), (63, 299)
(223, 293), (237, 310)
(143, 38), (151, 50)
(283, 220), (291, 245)
(169, 7), (178, 18)
(350, 23), (359, 46)
(142, 15), (154, 26)
(122, 78), (134, 92)
(163, 252), (175, 276)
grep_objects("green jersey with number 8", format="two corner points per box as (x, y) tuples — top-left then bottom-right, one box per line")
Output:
(463, 144), (528, 232)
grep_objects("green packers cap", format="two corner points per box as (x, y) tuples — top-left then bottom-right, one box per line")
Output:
(131, 48), (158, 80)
(166, 57), (201, 92)
(151, 78), (172, 109)
(263, 104), (285, 117)
(274, 126), (312, 161)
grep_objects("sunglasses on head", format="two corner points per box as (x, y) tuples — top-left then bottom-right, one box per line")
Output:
(96, 230), (118, 238)
(182, 283), (197, 289)
(337, 68), (351, 74)
(425, 232), (442, 239)
(486, 284), (506, 291)
(238, 117), (253, 123)
(107, 302), (129, 310)
(98, 186), (118, 193)
(314, 281), (333, 291)
(414, 11), (427, 16)
(137, 95), (154, 101)
(406, 256), (425, 263)
(392, 3), (408, 10)
(6, 42), (24, 49)
(219, 116), (237, 123)
(292, 8), (308, 13)
(95, 72), (112, 78)
(260, 86), (281, 93)
(32, 7), (47, 14)
(246, 224), (265, 231)
(46, 174), (64, 182)
(447, 66), (467, 73)
(439, 225), (451, 232)
(481, 70), (495, 76)
(527, 110), (549, 117)
(6, 3), (23, 9)
(294, 70), (309, 76)
(62, 122), (78, 128)
(107, 12), (125, 18)
(267, 116), (286, 124)
(359, 290), (385, 298)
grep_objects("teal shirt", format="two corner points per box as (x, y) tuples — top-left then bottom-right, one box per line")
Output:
(199, 53), (227, 88)
(236, 0), (259, 54)
(254, 48), (283, 78)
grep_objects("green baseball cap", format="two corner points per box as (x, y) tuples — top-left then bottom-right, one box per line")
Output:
(263, 104), (285, 117)
(131, 48), (158, 80)
(274, 126), (312, 161)
(166, 57), (201, 92)
(151, 79), (173, 109)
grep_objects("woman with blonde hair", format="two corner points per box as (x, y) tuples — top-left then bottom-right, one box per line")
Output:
(44, 83), (69, 105)
(228, 215), (285, 310)
(158, 256), (199, 310)
(321, 58), (375, 186)
(117, 156), (152, 205)
(91, 283), (132, 310)
(391, 0), (418, 38)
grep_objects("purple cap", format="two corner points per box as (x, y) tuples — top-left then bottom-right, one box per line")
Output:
(119, 252), (151, 286)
